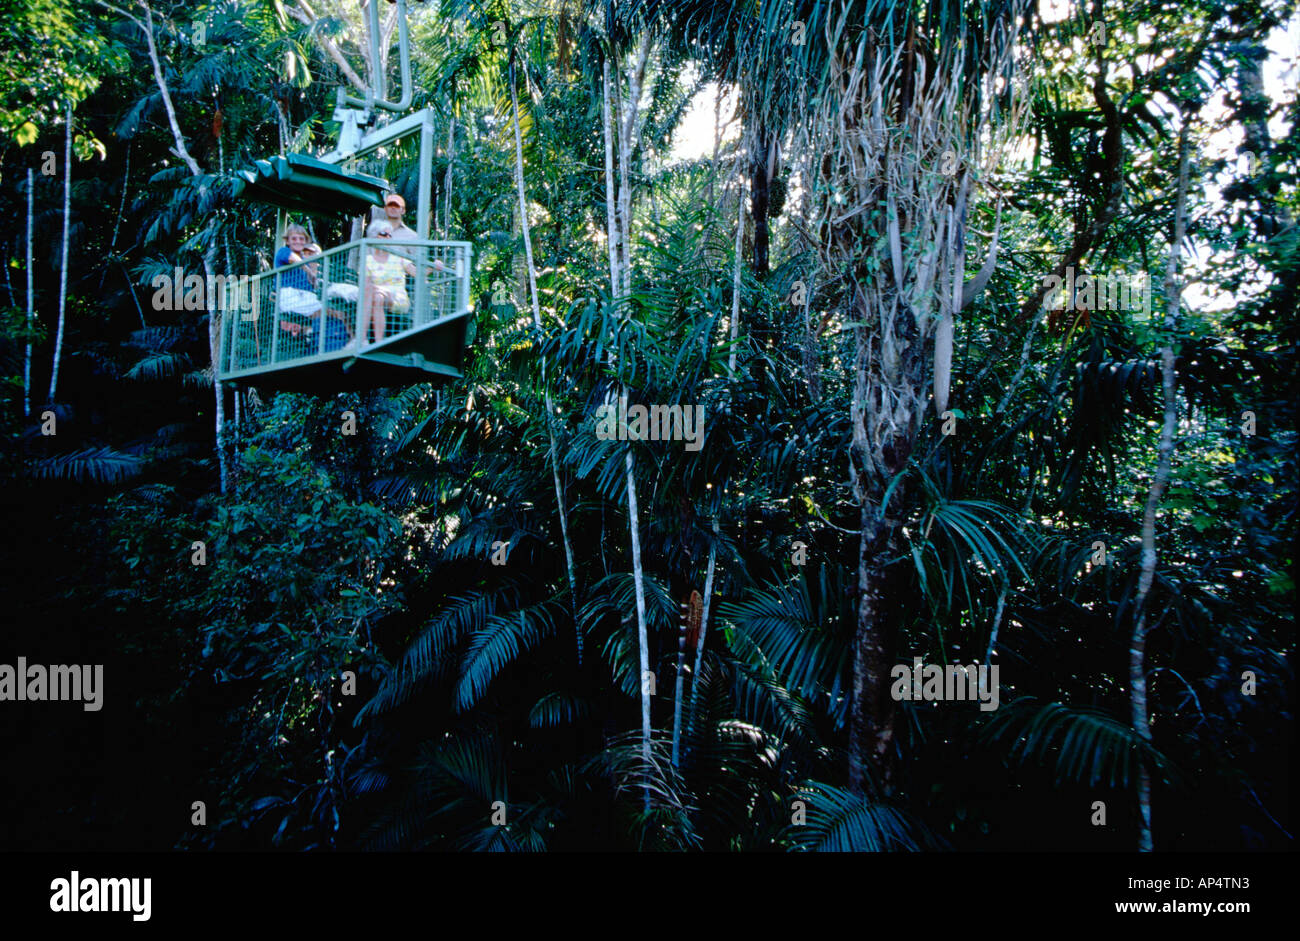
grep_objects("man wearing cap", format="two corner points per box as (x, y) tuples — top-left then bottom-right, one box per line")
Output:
(379, 191), (449, 277)
(383, 193), (418, 245)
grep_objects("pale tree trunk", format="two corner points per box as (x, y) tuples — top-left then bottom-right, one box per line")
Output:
(617, 33), (651, 299)
(670, 594), (691, 767)
(728, 177), (745, 376)
(224, 233), (240, 455)
(204, 255), (228, 494)
(626, 450), (652, 807)
(286, 1), (367, 92)
(24, 169), (33, 417)
(47, 101), (72, 404)
(138, 3), (201, 176)
(605, 47), (652, 804)
(1130, 112), (1191, 853)
(510, 49), (578, 654)
(602, 61), (620, 296)
(685, 512), (719, 752)
(509, 54), (540, 325)
(103, 0), (228, 493)
(617, 38), (655, 772)
(443, 116), (455, 236)
(100, 138), (130, 292)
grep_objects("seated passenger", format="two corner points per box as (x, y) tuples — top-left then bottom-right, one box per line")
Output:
(362, 220), (418, 343)
(303, 242), (352, 353)
(274, 223), (322, 321)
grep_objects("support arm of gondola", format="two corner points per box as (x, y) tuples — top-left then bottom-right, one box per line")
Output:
(341, 0), (413, 115)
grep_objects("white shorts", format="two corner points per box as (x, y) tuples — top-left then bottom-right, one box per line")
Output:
(384, 288), (410, 313)
(279, 286), (320, 315)
(326, 283), (359, 303)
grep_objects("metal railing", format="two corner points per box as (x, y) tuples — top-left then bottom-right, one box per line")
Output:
(220, 238), (471, 378)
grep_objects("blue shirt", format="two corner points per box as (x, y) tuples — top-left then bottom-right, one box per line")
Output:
(274, 246), (312, 291)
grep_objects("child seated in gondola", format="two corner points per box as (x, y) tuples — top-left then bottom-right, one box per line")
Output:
(301, 243), (352, 353)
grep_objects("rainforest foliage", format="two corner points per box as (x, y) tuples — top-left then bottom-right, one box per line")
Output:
(0, 0), (1294, 851)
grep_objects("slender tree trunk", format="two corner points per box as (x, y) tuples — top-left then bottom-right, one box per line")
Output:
(670, 596), (689, 767)
(138, 2), (201, 177)
(443, 116), (455, 236)
(204, 256), (229, 494)
(605, 49), (652, 804)
(602, 60), (620, 296)
(105, 136), (145, 330)
(224, 233), (239, 457)
(511, 48), (578, 652)
(4, 242), (15, 311)
(509, 54), (540, 327)
(984, 587), (1008, 665)
(1130, 112), (1191, 853)
(24, 169), (34, 417)
(100, 138), (130, 292)
(728, 179), (745, 376)
(687, 512), (719, 749)
(286, 0), (367, 91)
(626, 451), (652, 806)
(118, 0), (226, 492)
(617, 33), (651, 299)
(47, 101), (73, 404)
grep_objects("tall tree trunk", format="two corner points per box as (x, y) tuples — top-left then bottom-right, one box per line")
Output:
(510, 48), (579, 655)
(223, 233), (239, 459)
(686, 512), (719, 750)
(1130, 111), (1191, 853)
(509, 54), (540, 327)
(808, 5), (1026, 795)
(605, 47), (652, 804)
(670, 595), (690, 767)
(728, 179), (745, 376)
(24, 168), (33, 417)
(107, 0), (227, 492)
(204, 255), (229, 494)
(626, 450), (652, 808)
(617, 33), (651, 299)
(845, 323), (904, 795)
(99, 138), (130, 292)
(47, 101), (73, 404)
(602, 60), (620, 296)
(443, 115), (455, 236)
(137, 1), (201, 177)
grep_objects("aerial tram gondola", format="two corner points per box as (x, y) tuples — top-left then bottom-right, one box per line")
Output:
(217, 0), (473, 393)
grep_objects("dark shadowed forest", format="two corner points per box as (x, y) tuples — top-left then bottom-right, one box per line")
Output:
(0, 0), (1294, 859)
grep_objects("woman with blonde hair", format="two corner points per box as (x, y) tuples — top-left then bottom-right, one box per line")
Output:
(274, 224), (321, 309)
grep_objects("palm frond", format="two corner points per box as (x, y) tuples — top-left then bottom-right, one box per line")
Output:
(785, 781), (940, 852)
(980, 698), (1177, 788)
(31, 447), (145, 485)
